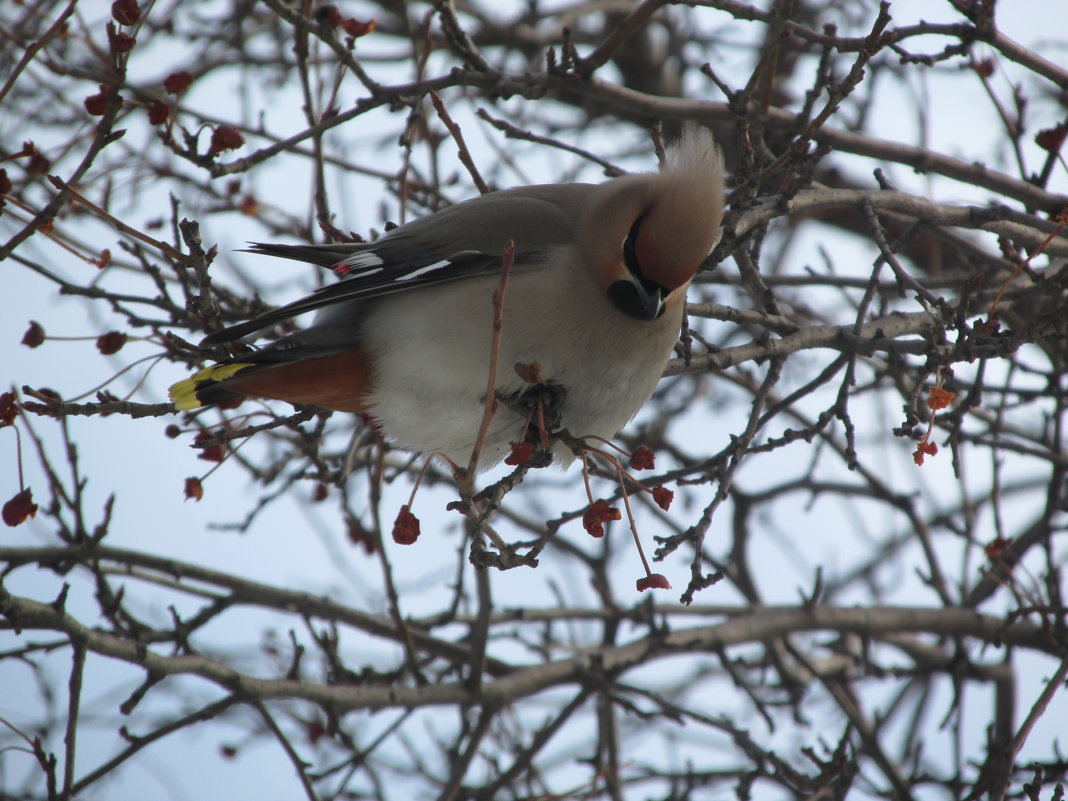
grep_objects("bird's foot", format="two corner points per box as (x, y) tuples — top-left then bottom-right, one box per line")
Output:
(498, 363), (567, 466)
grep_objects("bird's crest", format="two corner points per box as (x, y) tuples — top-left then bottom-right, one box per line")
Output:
(636, 125), (725, 291)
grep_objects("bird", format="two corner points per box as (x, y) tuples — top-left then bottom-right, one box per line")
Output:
(169, 125), (725, 469)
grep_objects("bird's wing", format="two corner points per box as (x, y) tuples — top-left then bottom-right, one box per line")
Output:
(201, 186), (589, 345)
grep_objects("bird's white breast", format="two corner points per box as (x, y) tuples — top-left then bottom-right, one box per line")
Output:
(359, 252), (685, 468)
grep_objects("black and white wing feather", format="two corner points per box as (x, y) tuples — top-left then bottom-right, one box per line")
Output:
(200, 185), (587, 346)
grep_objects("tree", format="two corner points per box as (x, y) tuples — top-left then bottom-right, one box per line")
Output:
(2, 0), (1067, 798)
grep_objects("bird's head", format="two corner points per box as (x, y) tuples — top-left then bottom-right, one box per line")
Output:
(586, 125), (725, 321)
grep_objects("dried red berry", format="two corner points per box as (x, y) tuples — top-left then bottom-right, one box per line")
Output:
(21, 321), (45, 348)
(304, 719), (326, 745)
(237, 194), (259, 215)
(26, 144), (50, 174)
(110, 31), (135, 52)
(984, 537), (1011, 561)
(392, 505), (420, 544)
(184, 477), (203, 501)
(209, 125), (245, 155)
(194, 430), (225, 463)
(111, 0), (140, 25)
(3, 488), (38, 527)
(912, 439), (938, 466)
(164, 424), (181, 438)
(347, 517), (376, 554)
(636, 573), (671, 592)
(96, 331), (127, 355)
(341, 17), (375, 37)
(90, 248), (111, 269)
(85, 87), (107, 116)
(927, 386), (955, 411)
(0, 391), (18, 427)
(582, 499), (621, 538)
(504, 441), (533, 465)
(1036, 123), (1067, 154)
(652, 486), (674, 511)
(629, 446), (655, 471)
(148, 99), (169, 125)
(971, 58), (995, 78)
(513, 361), (544, 384)
(163, 71), (193, 94)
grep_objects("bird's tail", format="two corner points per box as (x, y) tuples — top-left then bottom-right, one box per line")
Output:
(169, 342), (372, 413)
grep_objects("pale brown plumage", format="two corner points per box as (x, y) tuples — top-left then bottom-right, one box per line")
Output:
(170, 126), (725, 468)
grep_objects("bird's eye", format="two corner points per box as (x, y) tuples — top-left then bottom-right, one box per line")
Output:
(610, 211), (668, 320)
(622, 210), (648, 280)
(621, 209), (663, 294)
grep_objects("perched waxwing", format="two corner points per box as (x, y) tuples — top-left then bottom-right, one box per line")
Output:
(170, 125), (725, 468)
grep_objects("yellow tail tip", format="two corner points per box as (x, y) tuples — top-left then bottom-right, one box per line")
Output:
(169, 362), (252, 410)
(168, 378), (203, 410)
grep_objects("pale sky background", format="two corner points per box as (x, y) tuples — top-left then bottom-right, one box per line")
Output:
(2, 0), (1067, 797)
